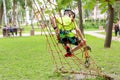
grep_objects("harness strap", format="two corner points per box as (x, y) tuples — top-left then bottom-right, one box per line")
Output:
(60, 30), (72, 34)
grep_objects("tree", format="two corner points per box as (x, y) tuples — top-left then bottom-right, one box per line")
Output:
(28, 0), (34, 29)
(2, 0), (7, 25)
(78, 0), (84, 35)
(12, 0), (25, 26)
(25, 0), (29, 25)
(29, 0), (34, 35)
(0, 2), (3, 25)
(82, 0), (116, 48)
(104, 1), (114, 48)
(15, 0), (25, 27)
(96, 0), (115, 48)
(13, 0), (17, 25)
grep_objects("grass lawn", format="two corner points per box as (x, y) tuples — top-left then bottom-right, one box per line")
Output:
(98, 31), (116, 36)
(0, 35), (120, 80)
(0, 36), (60, 80)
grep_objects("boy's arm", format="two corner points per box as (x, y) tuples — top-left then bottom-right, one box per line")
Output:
(75, 26), (84, 40)
(50, 17), (60, 40)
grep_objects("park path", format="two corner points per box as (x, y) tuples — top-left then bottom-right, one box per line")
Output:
(85, 30), (120, 42)
(0, 30), (120, 42)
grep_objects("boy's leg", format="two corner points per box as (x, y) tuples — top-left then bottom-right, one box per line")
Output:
(61, 38), (73, 57)
(64, 44), (73, 57)
(64, 44), (71, 54)
(71, 40), (85, 53)
(70, 39), (90, 58)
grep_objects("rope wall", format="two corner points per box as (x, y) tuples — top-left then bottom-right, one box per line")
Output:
(33, 0), (113, 79)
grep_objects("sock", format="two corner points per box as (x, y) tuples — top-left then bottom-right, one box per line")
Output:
(65, 46), (71, 54)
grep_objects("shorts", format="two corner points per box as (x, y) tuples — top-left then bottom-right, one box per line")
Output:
(59, 37), (81, 45)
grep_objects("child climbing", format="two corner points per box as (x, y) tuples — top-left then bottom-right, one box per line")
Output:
(51, 9), (89, 57)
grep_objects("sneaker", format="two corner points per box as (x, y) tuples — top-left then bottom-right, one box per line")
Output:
(83, 46), (91, 52)
(84, 58), (90, 68)
(64, 53), (73, 57)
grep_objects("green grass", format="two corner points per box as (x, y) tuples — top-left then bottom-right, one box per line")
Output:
(0, 36), (62, 80)
(21, 25), (41, 33)
(98, 31), (116, 36)
(22, 25), (54, 33)
(0, 35), (120, 80)
(84, 28), (98, 31)
(85, 35), (120, 79)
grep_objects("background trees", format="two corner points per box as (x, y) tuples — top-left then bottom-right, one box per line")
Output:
(79, 0), (117, 48)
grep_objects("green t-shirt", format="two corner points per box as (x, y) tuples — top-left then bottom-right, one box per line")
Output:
(56, 16), (75, 30)
(56, 16), (75, 38)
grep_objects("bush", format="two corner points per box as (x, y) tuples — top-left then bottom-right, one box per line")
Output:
(83, 21), (106, 29)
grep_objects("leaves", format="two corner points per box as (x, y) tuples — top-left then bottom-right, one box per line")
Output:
(98, 0), (115, 14)
(99, 0), (115, 5)
(83, 0), (97, 10)
(82, 0), (115, 14)
(0, 0), (2, 5)
(100, 7), (108, 14)
(37, 0), (42, 5)
(56, 0), (72, 10)
(109, 0), (115, 5)
(99, 1), (108, 13)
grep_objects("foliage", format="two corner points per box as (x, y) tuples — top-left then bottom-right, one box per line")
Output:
(113, 2), (120, 22)
(0, 0), (2, 5)
(83, 22), (97, 29)
(82, 0), (97, 10)
(27, 0), (32, 9)
(99, 1), (108, 14)
(83, 9), (92, 19)
(98, 0), (115, 13)
(56, 0), (72, 10)
(82, 0), (115, 14)
(6, 0), (11, 12)
(83, 22), (102, 29)
(18, 0), (25, 9)
(82, 20), (106, 29)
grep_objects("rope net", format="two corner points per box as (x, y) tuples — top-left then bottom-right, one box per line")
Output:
(33, 0), (113, 79)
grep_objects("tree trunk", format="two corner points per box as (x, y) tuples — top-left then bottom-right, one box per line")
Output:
(104, 3), (114, 48)
(30, 0), (34, 36)
(0, 3), (3, 25)
(31, 9), (34, 29)
(30, 9), (34, 36)
(93, 5), (97, 23)
(78, 0), (84, 35)
(2, 0), (7, 25)
(13, 0), (17, 25)
(25, 0), (29, 25)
